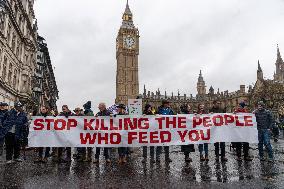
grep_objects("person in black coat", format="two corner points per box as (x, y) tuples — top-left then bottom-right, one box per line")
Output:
(180, 104), (195, 162)
(209, 100), (228, 162)
(142, 104), (156, 163)
(56, 105), (74, 163)
(34, 106), (52, 163)
(94, 103), (112, 164)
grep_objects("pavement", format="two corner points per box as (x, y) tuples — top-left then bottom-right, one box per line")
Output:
(0, 135), (284, 189)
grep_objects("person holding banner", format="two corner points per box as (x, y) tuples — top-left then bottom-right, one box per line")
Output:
(197, 104), (209, 161)
(0, 102), (9, 156)
(210, 101), (228, 162)
(94, 103), (111, 164)
(180, 104), (195, 163)
(254, 101), (274, 162)
(56, 105), (74, 163)
(73, 107), (86, 162)
(142, 104), (156, 163)
(0, 102), (28, 164)
(34, 106), (51, 163)
(81, 101), (94, 162)
(234, 102), (253, 161)
(116, 104), (128, 164)
(157, 100), (174, 163)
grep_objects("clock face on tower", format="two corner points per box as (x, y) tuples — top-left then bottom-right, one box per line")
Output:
(123, 35), (136, 49)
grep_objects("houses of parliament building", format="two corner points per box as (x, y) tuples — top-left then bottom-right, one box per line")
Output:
(116, 2), (284, 116)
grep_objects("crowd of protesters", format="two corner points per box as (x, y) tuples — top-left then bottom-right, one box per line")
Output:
(0, 99), (280, 165)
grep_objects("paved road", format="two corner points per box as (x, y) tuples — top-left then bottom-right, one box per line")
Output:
(0, 138), (284, 189)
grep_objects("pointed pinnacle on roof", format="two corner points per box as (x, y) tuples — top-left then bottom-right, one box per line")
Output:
(276, 44), (283, 64)
(258, 60), (262, 71)
(124, 0), (132, 15)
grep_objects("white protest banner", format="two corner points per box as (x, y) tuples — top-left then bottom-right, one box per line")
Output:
(128, 99), (142, 115)
(28, 113), (258, 147)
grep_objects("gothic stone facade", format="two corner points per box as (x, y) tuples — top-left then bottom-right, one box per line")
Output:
(142, 47), (284, 116)
(33, 35), (59, 112)
(115, 2), (139, 105)
(115, 2), (284, 116)
(0, 0), (37, 109)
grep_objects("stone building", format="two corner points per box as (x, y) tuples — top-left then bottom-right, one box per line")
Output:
(32, 35), (59, 112)
(252, 45), (284, 117)
(115, 1), (140, 105)
(115, 2), (284, 116)
(0, 0), (37, 109)
(142, 46), (284, 115)
(0, 0), (58, 112)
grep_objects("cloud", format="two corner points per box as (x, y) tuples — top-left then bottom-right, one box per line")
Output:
(34, 0), (284, 112)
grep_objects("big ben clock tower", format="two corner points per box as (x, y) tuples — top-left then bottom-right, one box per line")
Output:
(116, 0), (140, 104)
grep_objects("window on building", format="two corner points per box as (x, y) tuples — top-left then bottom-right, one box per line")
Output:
(8, 63), (12, 84)
(16, 41), (20, 56)
(0, 14), (5, 32)
(6, 25), (11, 42)
(2, 57), (7, 80)
(13, 69), (17, 88)
(11, 35), (16, 52)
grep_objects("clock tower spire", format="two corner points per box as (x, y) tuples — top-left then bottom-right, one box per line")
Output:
(115, 1), (140, 105)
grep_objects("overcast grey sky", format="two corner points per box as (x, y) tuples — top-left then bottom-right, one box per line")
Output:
(34, 0), (284, 111)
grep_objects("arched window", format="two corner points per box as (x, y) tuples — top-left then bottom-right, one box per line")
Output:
(2, 57), (7, 80)
(11, 35), (16, 52)
(6, 25), (11, 42)
(0, 14), (5, 32)
(16, 40), (20, 56)
(8, 63), (13, 84)
(14, 5), (18, 20)
(19, 15), (22, 31)
(13, 69), (17, 88)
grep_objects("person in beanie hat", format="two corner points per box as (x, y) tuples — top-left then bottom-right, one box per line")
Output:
(234, 102), (253, 161)
(72, 107), (86, 162)
(82, 101), (94, 162)
(254, 101), (274, 161)
(83, 101), (93, 116)
(0, 101), (28, 163)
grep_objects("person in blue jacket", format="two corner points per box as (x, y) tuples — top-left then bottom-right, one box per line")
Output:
(0, 102), (28, 164)
(156, 100), (174, 163)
